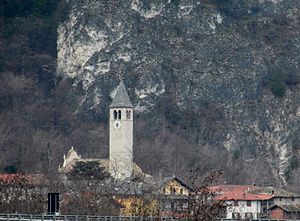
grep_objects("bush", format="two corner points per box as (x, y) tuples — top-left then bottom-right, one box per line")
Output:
(4, 165), (17, 174)
(266, 68), (286, 97)
(284, 157), (299, 181)
(68, 161), (110, 180)
(265, 58), (300, 97)
(270, 79), (286, 97)
(290, 156), (299, 171)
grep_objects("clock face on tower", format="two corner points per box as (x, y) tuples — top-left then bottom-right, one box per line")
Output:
(114, 121), (121, 129)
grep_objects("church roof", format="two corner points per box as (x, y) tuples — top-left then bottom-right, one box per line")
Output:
(59, 157), (148, 180)
(110, 81), (133, 108)
(66, 147), (79, 159)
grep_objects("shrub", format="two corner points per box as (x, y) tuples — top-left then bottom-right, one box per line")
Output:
(290, 156), (299, 171)
(270, 79), (286, 97)
(266, 67), (286, 97)
(284, 157), (299, 181)
(68, 161), (110, 180)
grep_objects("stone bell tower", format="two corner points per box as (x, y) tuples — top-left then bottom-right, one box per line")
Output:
(109, 81), (133, 179)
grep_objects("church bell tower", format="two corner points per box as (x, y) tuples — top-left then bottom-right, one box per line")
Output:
(109, 81), (133, 179)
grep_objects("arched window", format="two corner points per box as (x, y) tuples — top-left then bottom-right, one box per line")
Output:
(126, 110), (131, 120)
(113, 110), (117, 120)
(118, 110), (121, 119)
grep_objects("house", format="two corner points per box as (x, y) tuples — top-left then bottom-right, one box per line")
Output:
(211, 185), (272, 219)
(118, 175), (192, 217)
(211, 184), (300, 220)
(162, 176), (191, 196)
(267, 205), (300, 219)
(251, 186), (300, 212)
(159, 176), (192, 217)
(253, 186), (300, 218)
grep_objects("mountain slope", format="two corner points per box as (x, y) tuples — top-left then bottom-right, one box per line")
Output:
(1, 0), (300, 189)
(57, 0), (300, 187)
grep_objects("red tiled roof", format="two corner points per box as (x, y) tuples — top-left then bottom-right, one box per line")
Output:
(210, 185), (273, 201)
(0, 174), (24, 182)
(0, 174), (44, 184)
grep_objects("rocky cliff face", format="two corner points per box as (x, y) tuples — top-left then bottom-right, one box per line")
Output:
(57, 0), (300, 186)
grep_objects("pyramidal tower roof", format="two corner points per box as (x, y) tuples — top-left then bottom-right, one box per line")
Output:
(110, 81), (133, 108)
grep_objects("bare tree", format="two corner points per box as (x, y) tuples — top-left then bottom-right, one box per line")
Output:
(61, 161), (120, 215)
(187, 170), (225, 221)
(0, 174), (46, 214)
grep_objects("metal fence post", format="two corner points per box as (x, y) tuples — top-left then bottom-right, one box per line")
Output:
(6, 214), (9, 221)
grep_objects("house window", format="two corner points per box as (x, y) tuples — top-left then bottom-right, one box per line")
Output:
(183, 202), (189, 211)
(245, 212), (253, 219)
(126, 110), (131, 120)
(164, 201), (171, 210)
(118, 110), (121, 119)
(180, 188), (183, 195)
(247, 200), (251, 207)
(232, 213), (240, 219)
(169, 187), (176, 194)
(234, 201), (238, 206)
(113, 110), (117, 119)
(261, 201), (267, 210)
(177, 202), (183, 211)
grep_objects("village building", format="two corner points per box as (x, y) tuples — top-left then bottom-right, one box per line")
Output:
(59, 81), (146, 180)
(159, 176), (192, 216)
(211, 185), (272, 219)
(118, 175), (192, 216)
(267, 204), (300, 219)
(211, 184), (300, 220)
(251, 186), (300, 209)
(256, 186), (300, 219)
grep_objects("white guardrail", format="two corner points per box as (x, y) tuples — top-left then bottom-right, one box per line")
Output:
(0, 215), (300, 221)
(0, 215), (173, 221)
